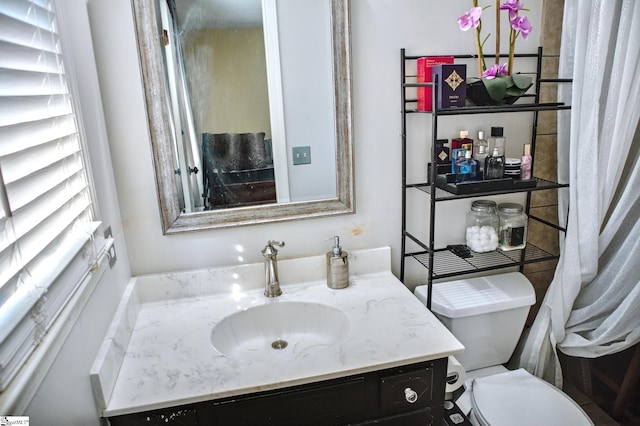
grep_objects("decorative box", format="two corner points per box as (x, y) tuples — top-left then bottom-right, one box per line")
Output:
(435, 139), (450, 164)
(432, 64), (467, 109)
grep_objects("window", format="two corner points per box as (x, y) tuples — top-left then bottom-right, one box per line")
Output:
(0, 0), (104, 390)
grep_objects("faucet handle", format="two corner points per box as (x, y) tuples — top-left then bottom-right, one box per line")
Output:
(262, 240), (285, 256)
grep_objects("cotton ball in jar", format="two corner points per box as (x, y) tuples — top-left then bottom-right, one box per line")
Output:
(465, 225), (498, 253)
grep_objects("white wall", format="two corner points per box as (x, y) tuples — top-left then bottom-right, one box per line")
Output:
(279, 0), (337, 202)
(19, 1), (543, 423)
(93, 0), (542, 280)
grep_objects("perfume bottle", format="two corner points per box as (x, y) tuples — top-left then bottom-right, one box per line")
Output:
(435, 139), (450, 164)
(474, 130), (489, 172)
(484, 147), (505, 179)
(451, 148), (467, 173)
(455, 150), (478, 183)
(489, 126), (506, 156)
(475, 144), (488, 174)
(521, 143), (532, 179)
(452, 130), (473, 150)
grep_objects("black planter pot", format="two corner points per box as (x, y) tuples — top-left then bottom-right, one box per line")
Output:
(466, 79), (521, 106)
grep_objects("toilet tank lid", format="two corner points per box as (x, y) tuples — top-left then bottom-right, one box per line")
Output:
(425, 272), (535, 318)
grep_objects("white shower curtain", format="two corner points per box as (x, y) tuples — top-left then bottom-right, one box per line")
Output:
(515, 0), (640, 387)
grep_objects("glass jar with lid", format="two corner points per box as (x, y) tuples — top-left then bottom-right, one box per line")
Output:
(465, 200), (499, 252)
(498, 202), (528, 250)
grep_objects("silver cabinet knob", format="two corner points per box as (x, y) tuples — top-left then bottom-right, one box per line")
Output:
(404, 387), (418, 403)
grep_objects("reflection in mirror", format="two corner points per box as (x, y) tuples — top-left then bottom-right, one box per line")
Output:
(201, 132), (276, 209)
(164, 0), (279, 211)
(131, 0), (353, 232)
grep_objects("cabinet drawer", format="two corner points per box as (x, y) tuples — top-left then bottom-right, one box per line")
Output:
(211, 376), (366, 425)
(379, 366), (434, 414)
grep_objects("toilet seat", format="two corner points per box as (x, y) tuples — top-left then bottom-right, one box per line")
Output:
(469, 369), (593, 426)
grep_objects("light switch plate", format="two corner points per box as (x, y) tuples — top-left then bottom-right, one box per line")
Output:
(292, 146), (311, 165)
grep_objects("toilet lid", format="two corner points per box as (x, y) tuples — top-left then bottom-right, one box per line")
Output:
(470, 369), (593, 426)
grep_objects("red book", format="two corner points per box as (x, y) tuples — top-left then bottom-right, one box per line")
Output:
(417, 56), (455, 111)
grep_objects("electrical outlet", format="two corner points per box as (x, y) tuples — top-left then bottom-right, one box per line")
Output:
(104, 226), (117, 268)
(292, 146), (311, 165)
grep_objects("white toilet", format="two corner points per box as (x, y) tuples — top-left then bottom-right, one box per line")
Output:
(414, 272), (593, 426)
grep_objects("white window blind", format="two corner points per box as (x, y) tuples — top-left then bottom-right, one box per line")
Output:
(0, 0), (103, 391)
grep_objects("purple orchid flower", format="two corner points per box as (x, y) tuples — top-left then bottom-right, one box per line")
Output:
(511, 15), (533, 39)
(500, 0), (524, 20)
(482, 63), (508, 79)
(458, 7), (482, 31)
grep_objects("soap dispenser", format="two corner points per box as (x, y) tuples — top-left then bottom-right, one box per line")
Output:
(326, 236), (349, 289)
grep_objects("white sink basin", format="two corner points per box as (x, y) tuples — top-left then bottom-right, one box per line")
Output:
(211, 301), (350, 359)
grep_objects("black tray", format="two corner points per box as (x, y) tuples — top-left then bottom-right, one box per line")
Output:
(427, 162), (454, 176)
(436, 174), (537, 194)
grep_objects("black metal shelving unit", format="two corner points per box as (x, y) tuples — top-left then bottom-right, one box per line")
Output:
(400, 47), (572, 309)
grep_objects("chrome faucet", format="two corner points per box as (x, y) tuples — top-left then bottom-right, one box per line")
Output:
(262, 240), (285, 297)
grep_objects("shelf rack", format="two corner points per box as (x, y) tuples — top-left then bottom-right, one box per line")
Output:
(400, 47), (572, 309)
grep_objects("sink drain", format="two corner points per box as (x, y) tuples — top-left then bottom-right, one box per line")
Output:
(271, 339), (288, 350)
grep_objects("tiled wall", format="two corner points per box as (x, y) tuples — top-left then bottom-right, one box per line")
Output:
(523, 0), (565, 324)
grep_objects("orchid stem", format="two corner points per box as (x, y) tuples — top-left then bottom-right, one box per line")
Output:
(508, 28), (516, 75)
(495, 0), (500, 65)
(476, 24), (485, 75)
(473, 0), (485, 75)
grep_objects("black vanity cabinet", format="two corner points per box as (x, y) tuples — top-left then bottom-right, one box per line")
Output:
(108, 358), (447, 425)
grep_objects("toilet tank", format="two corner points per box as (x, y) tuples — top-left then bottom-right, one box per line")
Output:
(414, 272), (535, 372)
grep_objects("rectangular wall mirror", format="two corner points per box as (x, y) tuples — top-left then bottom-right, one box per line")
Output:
(131, 0), (354, 233)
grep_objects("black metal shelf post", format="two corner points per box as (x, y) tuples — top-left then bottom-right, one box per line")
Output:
(400, 47), (571, 309)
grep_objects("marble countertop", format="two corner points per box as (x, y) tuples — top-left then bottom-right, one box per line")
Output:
(91, 247), (464, 417)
